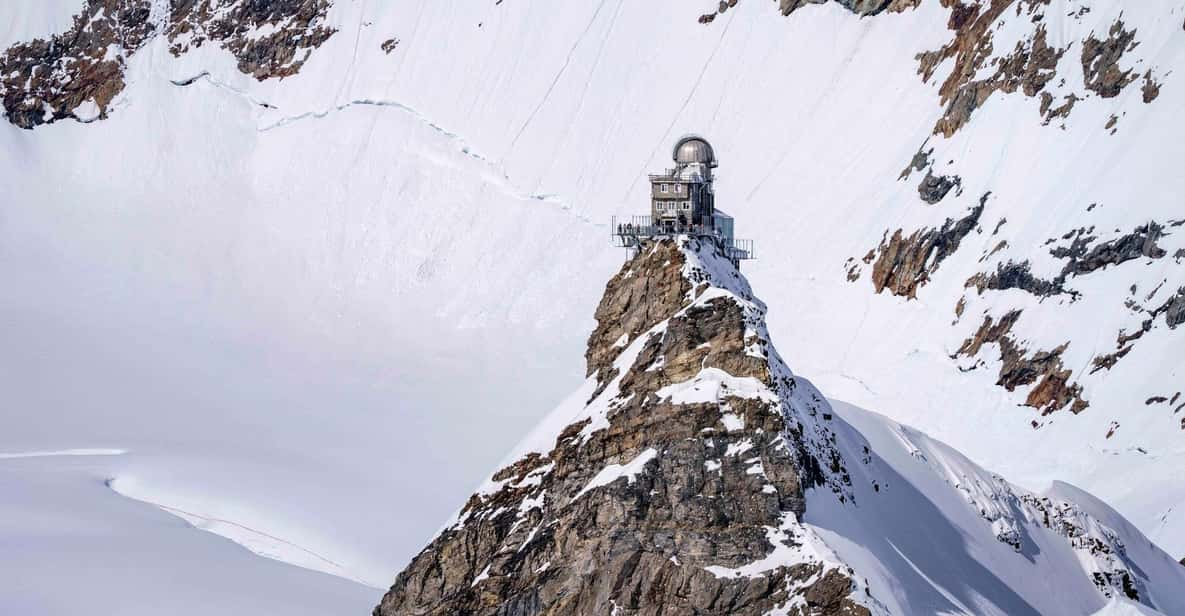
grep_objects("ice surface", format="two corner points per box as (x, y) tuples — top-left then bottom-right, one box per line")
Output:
(0, 451), (373, 615)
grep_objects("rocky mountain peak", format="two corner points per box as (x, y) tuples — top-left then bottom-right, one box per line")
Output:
(373, 235), (1185, 615)
(374, 237), (869, 615)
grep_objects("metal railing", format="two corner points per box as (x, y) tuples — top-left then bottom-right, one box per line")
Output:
(611, 215), (754, 261)
(611, 215), (717, 237)
(728, 238), (755, 261)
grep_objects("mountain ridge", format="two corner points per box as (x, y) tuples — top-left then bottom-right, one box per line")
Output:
(375, 237), (1185, 616)
(375, 237), (871, 615)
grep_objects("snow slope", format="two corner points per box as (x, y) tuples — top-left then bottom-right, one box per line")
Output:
(815, 399), (1185, 615)
(1, 0), (1184, 610)
(0, 449), (372, 615)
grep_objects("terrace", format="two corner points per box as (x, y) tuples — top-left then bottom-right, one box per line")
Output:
(611, 214), (755, 263)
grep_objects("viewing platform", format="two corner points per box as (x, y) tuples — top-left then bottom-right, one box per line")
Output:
(611, 214), (755, 264)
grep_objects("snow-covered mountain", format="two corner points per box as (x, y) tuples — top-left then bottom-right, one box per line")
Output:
(1, 0), (1183, 613)
(376, 237), (1185, 615)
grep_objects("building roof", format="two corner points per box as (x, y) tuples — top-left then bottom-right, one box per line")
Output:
(672, 135), (716, 167)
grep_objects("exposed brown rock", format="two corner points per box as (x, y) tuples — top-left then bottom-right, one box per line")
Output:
(624, 297), (769, 395)
(1141, 70), (1161, 103)
(800, 569), (866, 614)
(869, 195), (984, 298)
(0, 0), (154, 129)
(1082, 20), (1139, 98)
(958, 310), (1089, 414)
(381, 38), (400, 54)
(1090, 345), (1130, 374)
(919, 1), (1066, 137)
(970, 226), (1175, 381)
(903, 2), (1162, 136)
(166, 0), (336, 80)
(886, 0), (922, 13)
(1039, 92), (1079, 126)
(585, 241), (692, 384)
(1, 0), (336, 128)
(374, 239), (869, 615)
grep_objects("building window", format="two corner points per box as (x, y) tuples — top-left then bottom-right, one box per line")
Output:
(683, 202), (690, 210)
(661, 184), (669, 193)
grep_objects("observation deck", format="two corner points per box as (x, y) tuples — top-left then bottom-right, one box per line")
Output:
(611, 214), (755, 265)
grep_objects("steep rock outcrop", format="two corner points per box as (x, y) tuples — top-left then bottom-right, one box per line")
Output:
(842, 1), (1178, 416)
(869, 196), (984, 298)
(957, 216), (1181, 408)
(374, 238), (1185, 615)
(966, 222), (1169, 302)
(374, 238), (867, 616)
(0, 0), (335, 128)
(1053, 223), (1166, 277)
(1082, 19), (1140, 98)
(965, 260), (1071, 299)
(166, 0), (335, 80)
(957, 310), (1089, 415)
(916, 1), (1064, 137)
(1161, 289), (1185, 329)
(0, 0), (154, 129)
(584, 241), (692, 386)
(911, 3), (1160, 137)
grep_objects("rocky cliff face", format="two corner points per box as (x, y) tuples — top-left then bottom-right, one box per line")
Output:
(373, 237), (1185, 615)
(0, 0), (334, 129)
(374, 238), (869, 616)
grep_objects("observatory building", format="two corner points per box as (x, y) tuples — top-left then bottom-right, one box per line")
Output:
(613, 135), (753, 264)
